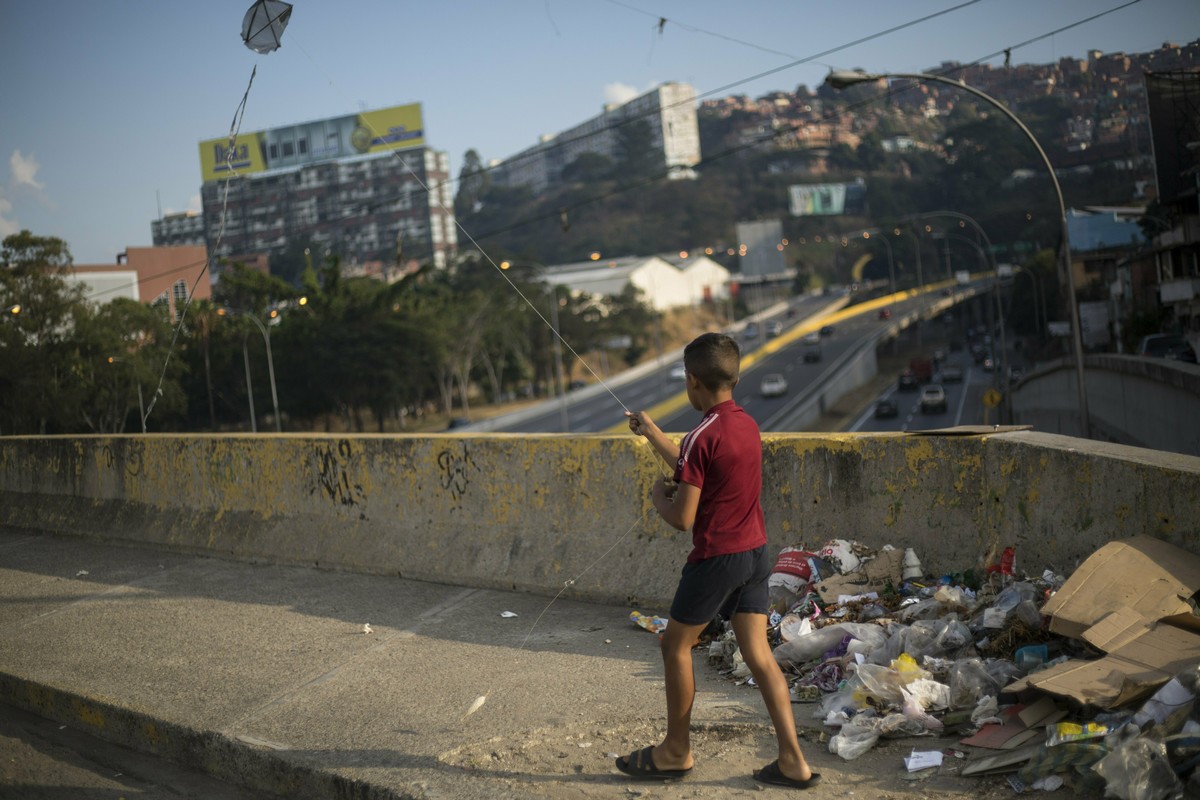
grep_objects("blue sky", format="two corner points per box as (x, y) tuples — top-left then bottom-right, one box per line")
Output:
(1, 0), (1196, 265)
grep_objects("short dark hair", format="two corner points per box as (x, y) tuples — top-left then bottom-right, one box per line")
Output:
(683, 332), (740, 391)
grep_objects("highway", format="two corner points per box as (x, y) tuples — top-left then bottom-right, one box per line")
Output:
(476, 280), (1010, 435)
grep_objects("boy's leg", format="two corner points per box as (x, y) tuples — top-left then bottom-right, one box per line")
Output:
(654, 616), (708, 770)
(730, 611), (814, 782)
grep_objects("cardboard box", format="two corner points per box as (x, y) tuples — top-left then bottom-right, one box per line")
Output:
(1007, 607), (1200, 708)
(1007, 537), (1200, 709)
(814, 547), (903, 604)
(1041, 535), (1200, 640)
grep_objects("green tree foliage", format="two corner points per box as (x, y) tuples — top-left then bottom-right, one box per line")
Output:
(455, 149), (490, 218)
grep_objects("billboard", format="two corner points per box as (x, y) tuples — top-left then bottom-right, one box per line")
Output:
(736, 219), (786, 277)
(199, 103), (425, 183)
(788, 180), (867, 217)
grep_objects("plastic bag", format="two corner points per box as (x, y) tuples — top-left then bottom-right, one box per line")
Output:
(818, 539), (861, 574)
(901, 687), (944, 731)
(1092, 734), (1182, 800)
(907, 678), (951, 710)
(829, 718), (881, 760)
(773, 622), (888, 666)
(855, 663), (906, 705)
(948, 657), (1000, 710)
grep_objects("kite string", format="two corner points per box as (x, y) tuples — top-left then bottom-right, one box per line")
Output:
(142, 65), (258, 428)
(464, 502), (656, 720)
(283, 33), (633, 417)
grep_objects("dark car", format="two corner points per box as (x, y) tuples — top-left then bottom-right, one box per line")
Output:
(445, 417), (471, 431)
(898, 371), (920, 391)
(878, 308), (892, 320)
(874, 399), (899, 419)
(803, 345), (822, 363)
(940, 365), (964, 383)
(819, 325), (835, 337)
(1138, 334), (1197, 362)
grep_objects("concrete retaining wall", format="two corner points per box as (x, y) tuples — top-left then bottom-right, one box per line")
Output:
(2, 432), (1198, 607)
(1012, 354), (1200, 456)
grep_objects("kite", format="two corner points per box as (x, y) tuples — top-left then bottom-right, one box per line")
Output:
(242, 0), (293, 54)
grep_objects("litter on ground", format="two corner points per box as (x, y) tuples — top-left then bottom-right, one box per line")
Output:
(633, 534), (1200, 798)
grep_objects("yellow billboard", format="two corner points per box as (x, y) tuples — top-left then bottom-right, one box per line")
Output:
(354, 104), (424, 153)
(199, 133), (267, 183)
(198, 104), (424, 183)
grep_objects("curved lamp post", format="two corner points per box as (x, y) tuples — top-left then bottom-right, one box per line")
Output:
(827, 70), (1090, 438)
(219, 307), (282, 433)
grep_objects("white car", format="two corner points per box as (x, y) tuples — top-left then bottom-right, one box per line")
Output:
(669, 362), (687, 380)
(802, 331), (821, 345)
(760, 373), (788, 398)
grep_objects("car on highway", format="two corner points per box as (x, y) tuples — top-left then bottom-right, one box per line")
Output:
(759, 373), (788, 398)
(669, 362), (687, 380)
(767, 321), (783, 338)
(878, 308), (892, 320)
(803, 344), (822, 363)
(920, 385), (947, 414)
(1008, 366), (1025, 384)
(898, 370), (920, 392)
(819, 324), (835, 337)
(743, 322), (759, 339)
(940, 365), (964, 383)
(1137, 333), (1197, 362)
(802, 331), (821, 345)
(874, 398), (898, 419)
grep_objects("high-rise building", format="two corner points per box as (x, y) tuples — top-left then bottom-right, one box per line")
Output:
(151, 211), (206, 248)
(491, 83), (700, 193)
(195, 102), (456, 278)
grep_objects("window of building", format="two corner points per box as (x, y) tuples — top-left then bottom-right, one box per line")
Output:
(173, 279), (188, 304)
(298, 138), (307, 155)
(282, 141), (295, 157)
(269, 143), (279, 159)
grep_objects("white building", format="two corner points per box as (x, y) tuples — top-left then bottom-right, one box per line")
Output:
(544, 254), (729, 312)
(492, 83), (701, 193)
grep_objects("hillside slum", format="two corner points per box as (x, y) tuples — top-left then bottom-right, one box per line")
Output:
(694, 535), (1200, 798)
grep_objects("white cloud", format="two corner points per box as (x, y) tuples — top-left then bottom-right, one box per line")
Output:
(10, 150), (43, 190)
(603, 82), (638, 106)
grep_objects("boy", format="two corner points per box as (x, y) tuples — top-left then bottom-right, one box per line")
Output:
(618, 332), (819, 789)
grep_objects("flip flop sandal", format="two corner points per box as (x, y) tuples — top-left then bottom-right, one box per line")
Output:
(615, 746), (692, 780)
(753, 760), (822, 789)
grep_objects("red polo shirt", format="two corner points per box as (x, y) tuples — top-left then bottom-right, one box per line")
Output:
(674, 399), (767, 563)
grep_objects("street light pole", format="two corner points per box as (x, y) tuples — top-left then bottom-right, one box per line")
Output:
(242, 332), (257, 433)
(243, 312), (281, 433)
(826, 69), (1090, 437)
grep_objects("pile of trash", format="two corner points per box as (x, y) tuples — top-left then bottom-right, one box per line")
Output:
(703, 535), (1200, 798)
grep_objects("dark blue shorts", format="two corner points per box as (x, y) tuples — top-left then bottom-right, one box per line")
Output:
(669, 544), (771, 625)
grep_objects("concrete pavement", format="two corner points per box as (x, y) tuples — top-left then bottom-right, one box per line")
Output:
(0, 528), (1016, 799)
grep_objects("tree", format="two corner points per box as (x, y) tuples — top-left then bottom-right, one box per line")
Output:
(455, 149), (490, 218)
(561, 152), (613, 184)
(76, 299), (185, 433)
(0, 231), (89, 434)
(614, 119), (659, 184)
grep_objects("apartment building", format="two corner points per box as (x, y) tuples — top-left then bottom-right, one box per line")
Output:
(491, 82), (701, 193)
(195, 103), (456, 276)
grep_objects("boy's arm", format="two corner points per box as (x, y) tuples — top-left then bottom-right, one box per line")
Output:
(653, 479), (700, 531)
(626, 411), (680, 468)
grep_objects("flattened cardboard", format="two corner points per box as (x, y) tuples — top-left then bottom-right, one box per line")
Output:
(959, 697), (1061, 749)
(961, 742), (1044, 776)
(1006, 610), (1200, 709)
(815, 548), (903, 603)
(1041, 536), (1200, 640)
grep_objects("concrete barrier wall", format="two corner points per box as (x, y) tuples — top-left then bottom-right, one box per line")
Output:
(2, 432), (1198, 608)
(1013, 355), (1200, 456)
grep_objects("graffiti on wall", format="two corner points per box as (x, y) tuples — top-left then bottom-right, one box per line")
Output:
(313, 439), (365, 507)
(99, 440), (144, 477)
(437, 445), (476, 503)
